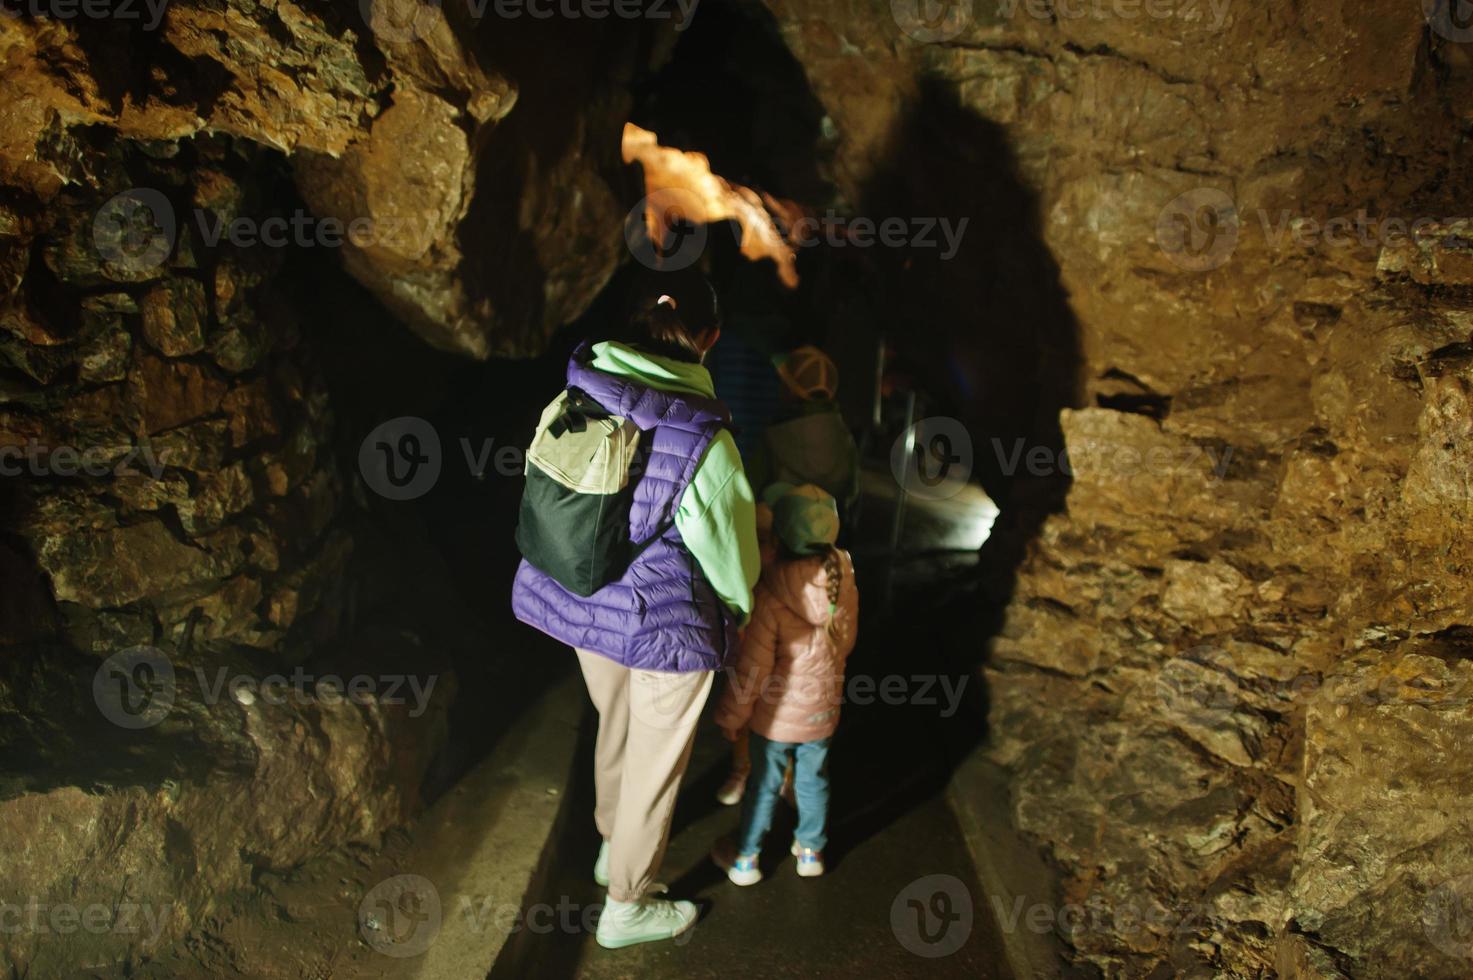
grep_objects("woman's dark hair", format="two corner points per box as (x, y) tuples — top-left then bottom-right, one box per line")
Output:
(617, 269), (721, 364)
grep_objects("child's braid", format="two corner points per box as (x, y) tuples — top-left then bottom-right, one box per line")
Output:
(823, 545), (844, 642)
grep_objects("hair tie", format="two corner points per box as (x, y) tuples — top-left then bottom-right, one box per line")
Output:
(656, 294), (677, 310)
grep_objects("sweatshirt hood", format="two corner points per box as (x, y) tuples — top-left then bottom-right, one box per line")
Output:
(589, 341), (716, 399)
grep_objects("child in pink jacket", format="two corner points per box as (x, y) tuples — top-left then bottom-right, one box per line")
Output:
(714, 501), (780, 807)
(710, 483), (859, 883)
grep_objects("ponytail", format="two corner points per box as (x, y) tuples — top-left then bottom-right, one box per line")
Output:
(620, 271), (720, 364)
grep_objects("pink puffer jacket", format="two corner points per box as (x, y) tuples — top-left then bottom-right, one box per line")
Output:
(714, 550), (859, 744)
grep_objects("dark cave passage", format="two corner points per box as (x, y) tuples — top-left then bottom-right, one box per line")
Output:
(294, 8), (1072, 975)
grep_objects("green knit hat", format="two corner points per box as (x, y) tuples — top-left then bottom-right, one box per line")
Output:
(762, 482), (839, 556)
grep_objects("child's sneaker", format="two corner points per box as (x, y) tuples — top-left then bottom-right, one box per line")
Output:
(790, 840), (825, 877)
(594, 839), (610, 887)
(710, 837), (763, 886)
(595, 887), (697, 949)
(715, 769), (747, 806)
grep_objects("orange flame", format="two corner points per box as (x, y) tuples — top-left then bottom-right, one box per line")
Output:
(621, 122), (801, 288)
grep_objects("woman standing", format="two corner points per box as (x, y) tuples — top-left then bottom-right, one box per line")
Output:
(512, 271), (761, 949)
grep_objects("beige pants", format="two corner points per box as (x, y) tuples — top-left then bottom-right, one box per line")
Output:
(575, 649), (714, 903)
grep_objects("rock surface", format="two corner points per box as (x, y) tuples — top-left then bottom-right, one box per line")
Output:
(763, 0), (1473, 976)
(0, 136), (454, 973)
(0, 1), (643, 358)
(0, 643), (449, 974)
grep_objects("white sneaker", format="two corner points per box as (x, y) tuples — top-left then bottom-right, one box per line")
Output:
(790, 840), (825, 877)
(715, 769), (748, 806)
(594, 839), (610, 887)
(595, 888), (698, 949)
(710, 837), (762, 886)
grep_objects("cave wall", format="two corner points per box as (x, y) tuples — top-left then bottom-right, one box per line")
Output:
(0, 134), (455, 974)
(5, 136), (348, 652)
(764, 1), (1473, 977)
(0, 4), (661, 973)
(1, 0), (644, 359)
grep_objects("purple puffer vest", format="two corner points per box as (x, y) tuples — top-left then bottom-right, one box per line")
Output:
(511, 344), (738, 673)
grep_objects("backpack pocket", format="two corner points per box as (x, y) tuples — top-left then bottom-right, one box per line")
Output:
(516, 389), (643, 597)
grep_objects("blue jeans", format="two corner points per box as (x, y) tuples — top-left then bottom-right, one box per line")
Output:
(736, 733), (831, 855)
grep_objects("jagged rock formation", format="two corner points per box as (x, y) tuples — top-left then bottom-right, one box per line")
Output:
(9, 137), (348, 652)
(0, 0), (637, 358)
(765, 2), (1473, 976)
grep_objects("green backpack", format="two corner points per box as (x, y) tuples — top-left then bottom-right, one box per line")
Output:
(515, 387), (658, 597)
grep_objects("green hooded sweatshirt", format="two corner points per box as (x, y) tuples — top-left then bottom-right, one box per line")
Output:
(590, 342), (761, 624)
